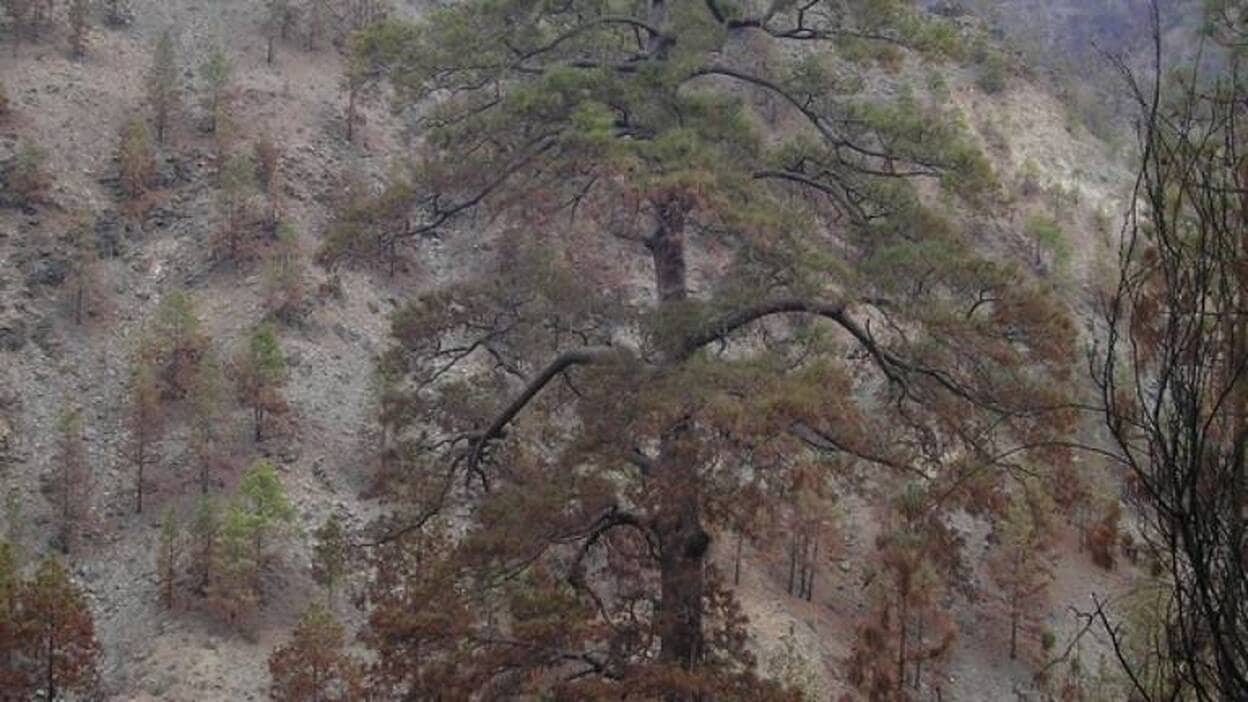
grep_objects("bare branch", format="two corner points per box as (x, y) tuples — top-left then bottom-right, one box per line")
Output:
(790, 421), (926, 479)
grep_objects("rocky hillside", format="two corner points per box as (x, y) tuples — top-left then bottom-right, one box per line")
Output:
(0, 1), (1148, 699)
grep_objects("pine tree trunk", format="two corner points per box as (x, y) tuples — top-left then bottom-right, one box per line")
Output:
(166, 556), (175, 608)
(61, 458), (71, 553)
(656, 497), (707, 672)
(653, 418), (708, 683)
(913, 618), (924, 690)
(200, 454), (209, 495)
(346, 88), (356, 143)
(649, 195), (709, 694)
(136, 443), (144, 514)
(804, 533), (818, 601)
(733, 530), (743, 586)
(46, 635), (55, 702)
(787, 532), (797, 596)
(797, 532), (807, 598)
(1009, 599), (1019, 660)
(898, 602), (908, 689)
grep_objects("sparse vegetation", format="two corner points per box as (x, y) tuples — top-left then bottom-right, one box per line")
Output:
(263, 0), (296, 64)
(141, 290), (210, 400)
(67, 0), (89, 59)
(253, 134), (280, 195)
(117, 118), (157, 202)
(262, 223), (307, 324)
(49, 407), (92, 554)
(5, 138), (52, 206)
(63, 211), (103, 324)
(3, 0), (35, 50)
(212, 151), (262, 263)
(848, 485), (957, 696)
(975, 42), (1009, 94)
(102, 0), (133, 27)
(188, 353), (229, 494)
(157, 507), (179, 609)
(146, 31), (181, 144)
(1024, 212), (1070, 273)
(127, 358), (163, 513)
(199, 43), (233, 136)
(302, 0), (328, 50)
(987, 488), (1056, 661)
(188, 496), (221, 596)
(767, 626), (823, 701)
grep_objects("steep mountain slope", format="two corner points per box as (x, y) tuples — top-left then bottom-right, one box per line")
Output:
(0, 1), (1146, 699)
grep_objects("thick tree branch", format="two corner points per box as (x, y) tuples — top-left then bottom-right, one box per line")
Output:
(680, 297), (912, 388)
(681, 297), (847, 357)
(681, 297), (995, 408)
(467, 346), (621, 467)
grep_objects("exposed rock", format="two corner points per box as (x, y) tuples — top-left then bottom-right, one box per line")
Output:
(95, 210), (124, 258)
(0, 415), (13, 457)
(30, 315), (57, 355)
(26, 255), (69, 287)
(0, 316), (26, 352)
(332, 322), (361, 344)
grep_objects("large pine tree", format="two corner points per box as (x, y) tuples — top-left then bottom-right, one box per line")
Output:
(344, 1), (1075, 697)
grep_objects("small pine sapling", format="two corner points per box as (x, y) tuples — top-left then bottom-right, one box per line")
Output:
(311, 512), (347, 606)
(268, 603), (362, 701)
(5, 139), (51, 206)
(127, 359), (164, 513)
(233, 325), (289, 442)
(262, 224), (306, 325)
(188, 496), (221, 596)
(67, 0), (89, 59)
(146, 31), (180, 145)
(156, 507), (180, 608)
(50, 408), (92, 554)
(116, 119), (157, 203)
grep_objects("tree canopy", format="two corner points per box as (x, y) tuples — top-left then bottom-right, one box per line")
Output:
(341, 1), (1075, 697)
